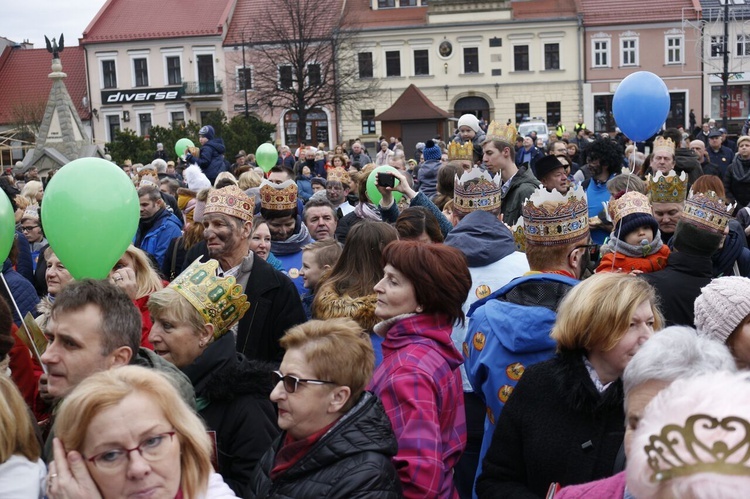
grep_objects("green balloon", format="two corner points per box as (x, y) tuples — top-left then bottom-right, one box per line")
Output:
(256, 143), (279, 172)
(366, 165), (404, 206)
(42, 158), (140, 280)
(175, 138), (195, 158)
(0, 191), (14, 263)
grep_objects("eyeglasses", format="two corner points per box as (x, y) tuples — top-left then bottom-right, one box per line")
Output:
(272, 370), (336, 393)
(85, 431), (176, 472)
(20, 225), (39, 232)
(569, 243), (600, 261)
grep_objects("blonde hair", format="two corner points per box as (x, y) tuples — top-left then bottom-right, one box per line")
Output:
(147, 287), (205, 336)
(551, 273), (662, 352)
(20, 180), (43, 206)
(238, 171), (262, 190)
(0, 375), (40, 463)
(213, 171), (237, 187)
(123, 245), (164, 299)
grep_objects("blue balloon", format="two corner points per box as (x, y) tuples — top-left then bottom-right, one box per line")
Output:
(612, 71), (670, 142)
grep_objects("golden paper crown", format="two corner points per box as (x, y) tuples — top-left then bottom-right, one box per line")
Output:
(653, 136), (676, 156)
(647, 171), (688, 205)
(169, 258), (250, 338)
(608, 191), (652, 226)
(511, 219), (526, 253)
(260, 179), (298, 211)
(522, 184), (589, 246)
(644, 414), (750, 483)
(204, 185), (254, 221)
(682, 190), (735, 235)
(447, 140), (474, 162)
(326, 167), (350, 185)
(486, 120), (517, 144)
(453, 167), (502, 215)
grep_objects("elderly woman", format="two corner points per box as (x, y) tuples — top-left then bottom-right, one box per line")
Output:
(148, 258), (278, 494)
(375, 141), (394, 166)
(477, 273), (663, 498)
(369, 240), (472, 498)
(46, 366), (236, 499)
(247, 318), (401, 498)
(35, 248), (74, 332)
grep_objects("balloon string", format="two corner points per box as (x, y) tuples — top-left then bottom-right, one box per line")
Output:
(609, 142), (637, 273)
(0, 273), (48, 375)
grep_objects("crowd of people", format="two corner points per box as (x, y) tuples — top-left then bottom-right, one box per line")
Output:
(1, 113), (750, 499)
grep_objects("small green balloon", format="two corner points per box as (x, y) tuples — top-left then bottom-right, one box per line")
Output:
(42, 158), (140, 279)
(256, 143), (279, 172)
(175, 138), (195, 158)
(0, 191), (14, 263)
(366, 165), (403, 205)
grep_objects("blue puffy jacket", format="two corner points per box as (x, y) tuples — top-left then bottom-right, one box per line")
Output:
(198, 138), (229, 184)
(135, 209), (184, 268)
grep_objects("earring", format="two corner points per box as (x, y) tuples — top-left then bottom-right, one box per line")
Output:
(416, 306), (423, 313)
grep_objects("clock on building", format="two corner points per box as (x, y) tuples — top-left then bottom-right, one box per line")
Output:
(439, 40), (453, 58)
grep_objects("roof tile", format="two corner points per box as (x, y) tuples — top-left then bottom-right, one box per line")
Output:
(578, 0), (699, 25)
(375, 84), (448, 121)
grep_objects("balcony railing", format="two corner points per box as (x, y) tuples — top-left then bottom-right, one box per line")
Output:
(182, 80), (223, 96)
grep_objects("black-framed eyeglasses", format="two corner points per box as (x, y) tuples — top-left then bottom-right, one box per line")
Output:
(568, 243), (599, 261)
(20, 225), (39, 232)
(85, 431), (176, 472)
(272, 370), (336, 393)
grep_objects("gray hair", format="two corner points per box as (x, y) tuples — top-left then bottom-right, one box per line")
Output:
(152, 159), (168, 174)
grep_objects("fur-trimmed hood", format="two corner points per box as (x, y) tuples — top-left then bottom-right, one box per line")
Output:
(312, 287), (378, 332)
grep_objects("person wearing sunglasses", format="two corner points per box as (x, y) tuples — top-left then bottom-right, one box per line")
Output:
(248, 318), (402, 498)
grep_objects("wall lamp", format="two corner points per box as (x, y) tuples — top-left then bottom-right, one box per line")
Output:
(444, 62), (448, 74)
(123, 110), (130, 122)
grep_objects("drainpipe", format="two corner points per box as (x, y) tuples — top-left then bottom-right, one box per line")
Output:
(577, 14), (584, 118)
(84, 45), (95, 143)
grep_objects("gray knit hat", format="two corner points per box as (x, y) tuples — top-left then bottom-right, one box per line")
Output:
(694, 276), (750, 343)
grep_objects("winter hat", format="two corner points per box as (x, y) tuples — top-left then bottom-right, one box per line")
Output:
(616, 212), (659, 242)
(457, 114), (481, 134)
(534, 155), (566, 180)
(199, 125), (215, 140)
(694, 276), (750, 343)
(422, 140), (442, 161)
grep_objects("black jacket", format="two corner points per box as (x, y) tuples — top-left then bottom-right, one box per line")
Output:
(476, 352), (624, 498)
(245, 391), (402, 499)
(183, 334), (279, 495)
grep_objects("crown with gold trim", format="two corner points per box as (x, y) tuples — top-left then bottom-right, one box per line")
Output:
(522, 184), (589, 246)
(653, 136), (676, 156)
(511, 218), (526, 253)
(204, 185), (254, 221)
(682, 190), (735, 235)
(326, 167), (350, 186)
(644, 413), (750, 483)
(22, 204), (39, 221)
(169, 258), (250, 338)
(647, 171), (688, 205)
(486, 120), (517, 144)
(260, 179), (297, 211)
(608, 191), (652, 226)
(453, 167), (502, 215)
(447, 140), (474, 162)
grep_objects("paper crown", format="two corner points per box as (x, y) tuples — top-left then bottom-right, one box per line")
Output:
(453, 167), (502, 215)
(647, 171), (688, 204)
(139, 174), (159, 188)
(22, 205), (39, 221)
(522, 184), (589, 246)
(447, 140), (474, 162)
(204, 185), (254, 221)
(326, 167), (350, 185)
(652, 136), (676, 156)
(511, 219), (526, 253)
(644, 414), (750, 483)
(486, 120), (517, 144)
(169, 258), (250, 338)
(682, 190), (735, 235)
(260, 179), (298, 211)
(608, 191), (652, 226)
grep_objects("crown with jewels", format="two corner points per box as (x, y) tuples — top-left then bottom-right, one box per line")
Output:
(486, 120), (517, 144)
(644, 413), (750, 483)
(169, 258), (250, 338)
(260, 179), (297, 211)
(646, 171), (688, 205)
(682, 190), (735, 235)
(326, 167), (350, 186)
(447, 140), (474, 162)
(608, 191), (652, 226)
(511, 218), (526, 253)
(453, 167), (502, 215)
(522, 184), (589, 246)
(204, 185), (254, 221)
(652, 136), (676, 156)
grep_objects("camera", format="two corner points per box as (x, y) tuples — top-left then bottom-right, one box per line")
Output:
(377, 173), (396, 188)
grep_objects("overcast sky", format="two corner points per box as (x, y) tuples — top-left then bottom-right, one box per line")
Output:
(3, 0), (108, 48)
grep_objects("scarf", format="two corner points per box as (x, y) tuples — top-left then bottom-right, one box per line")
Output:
(270, 222), (313, 256)
(271, 420), (337, 480)
(601, 231), (663, 258)
(354, 201), (381, 221)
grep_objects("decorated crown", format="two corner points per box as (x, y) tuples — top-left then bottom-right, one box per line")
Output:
(522, 184), (589, 247)
(644, 414), (750, 483)
(326, 167), (350, 185)
(204, 185), (254, 221)
(447, 140), (474, 162)
(653, 136), (676, 156)
(486, 120), (517, 144)
(260, 179), (298, 211)
(647, 171), (688, 204)
(608, 191), (652, 226)
(453, 167), (502, 215)
(682, 190), (735, 235)
(22, 205), (39, 221)
(511, 218), (526, 253)
(169, 258), (250, 338)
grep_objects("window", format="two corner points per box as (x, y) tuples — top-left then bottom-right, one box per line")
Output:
(621, 38), (638, 66)
(139, 113), (152, 136)
(463, 47), (479, 73)
(386, 51), (401, 77)
(102, 60), (117, 89)
(593, 39), (610, 68)
(237, 67), (252, 91)
(711, 35), (727, 58)
(106, 114), (120, 142)
(378, 0), (395, 7)
(514, 45), (529, 71)
(279, 65), (293, 89)
(361, 110), (376, 135)
(401, 0), (417, 5)
(166, 56), (181, 85)
(308, 63), (321, 87)
(489, 37), (502, 48)
(414, 49), (429, 75)
(358, 52), (373, 78)
(666, 35), (683, 64)
(738, 34), (750, 56)
(544, 43), (560, 70)
(170, 111), (185, 126)
(546, 102), (561, 127)
(515, 103), (530, 123)
(134, 58), (148, 87)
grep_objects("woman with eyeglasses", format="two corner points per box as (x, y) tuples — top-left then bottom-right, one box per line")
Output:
(47, 365), (238, 499)
(247, 318), (402, 499)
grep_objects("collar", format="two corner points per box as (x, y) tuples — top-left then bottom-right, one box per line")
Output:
(583, 355), (613, 393)
(666, 250), (714, 276)
(524, 269), (577, 279)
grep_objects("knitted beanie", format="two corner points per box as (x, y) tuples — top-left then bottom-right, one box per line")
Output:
(694, 276), (750, 343)
(422, 140), (442, 161)
(616, 212), (659, 242)
(672, 220), (722, 257)
(199, 125), (215, 140)
(457, 114), (481, 134)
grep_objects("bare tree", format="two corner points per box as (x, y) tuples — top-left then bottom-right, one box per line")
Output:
(10, 100), (46, 138)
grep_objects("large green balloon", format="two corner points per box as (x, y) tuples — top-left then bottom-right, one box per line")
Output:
(42, 158), (140, 279)
(0, 191), (14, 263)
(175, 138), (195, 158)
(256, 143), (279, 172)
(366, 165), (404, 205)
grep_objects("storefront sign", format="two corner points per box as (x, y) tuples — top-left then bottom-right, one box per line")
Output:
(101, 87), (182, 103)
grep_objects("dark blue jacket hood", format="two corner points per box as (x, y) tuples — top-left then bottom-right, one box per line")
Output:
(444, 210), (517, 267)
